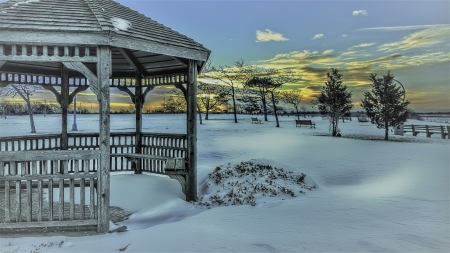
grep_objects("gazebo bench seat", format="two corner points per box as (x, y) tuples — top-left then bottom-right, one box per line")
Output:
(111, 153), (186, 172)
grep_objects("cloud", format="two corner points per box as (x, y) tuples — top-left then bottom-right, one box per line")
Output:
(352, 43), (376, 48)
(359, 24), (448, 32)
(378, 25), (450, 51)
(258, 50), (336, 67)
(312, 34), (323, 40)
(322, 49), (334, 55)
(255, 29), (289, 42)
(352, 10), (368, 16)
(342, 34), (348, 37)
(245, 23), (450, 109)
(346, 43), (376, 51)
(378, 52), (450, 69)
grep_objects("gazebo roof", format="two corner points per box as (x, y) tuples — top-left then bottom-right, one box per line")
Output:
(0, 0), (210, 78)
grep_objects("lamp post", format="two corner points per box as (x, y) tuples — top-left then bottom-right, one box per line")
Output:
(44, 100), (46, 117)
(393, 79), (406, 136)
(394, 79), (406, 102)
(72, 95), (78, 131)
(90, 102), (92, 114)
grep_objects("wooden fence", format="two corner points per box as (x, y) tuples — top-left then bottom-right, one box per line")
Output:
(0, 150), (101, 230)
(403, 125), (449, 139)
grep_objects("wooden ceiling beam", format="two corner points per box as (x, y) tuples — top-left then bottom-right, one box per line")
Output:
(0, 63), (61, 76)
(117, 47), (143, 74)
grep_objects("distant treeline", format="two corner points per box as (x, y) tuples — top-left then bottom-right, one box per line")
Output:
(0, 101), (91, 116)
(2, 101), (446, 118)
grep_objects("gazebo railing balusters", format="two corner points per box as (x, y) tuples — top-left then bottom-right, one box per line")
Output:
(0, 150), (100, 227)
(1, 132), (186, 174)
(42, 45), (48, 57)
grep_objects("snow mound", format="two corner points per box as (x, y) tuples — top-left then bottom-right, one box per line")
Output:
(197, 159), (316, 207)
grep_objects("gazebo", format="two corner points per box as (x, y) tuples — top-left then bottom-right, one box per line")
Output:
(0, 0), (210, 233)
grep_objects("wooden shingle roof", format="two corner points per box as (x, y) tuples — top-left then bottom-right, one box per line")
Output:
(0, 0), (210, 78)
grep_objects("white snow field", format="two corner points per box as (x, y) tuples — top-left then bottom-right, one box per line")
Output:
(0, 113), (449, 253)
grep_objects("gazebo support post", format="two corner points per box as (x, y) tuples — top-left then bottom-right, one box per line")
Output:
(186, 60), (198, 201)
(134, 72), (143, 174)
(61, 66), (69, 150)
(97, 46), (111, 233)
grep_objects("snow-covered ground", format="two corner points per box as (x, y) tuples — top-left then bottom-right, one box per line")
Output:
(0, 113), (449, 252)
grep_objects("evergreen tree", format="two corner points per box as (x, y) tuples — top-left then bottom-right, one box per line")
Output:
(312, 68), (353, 136)
(361, 71), (410, 140)
(237, 95), (262, 114)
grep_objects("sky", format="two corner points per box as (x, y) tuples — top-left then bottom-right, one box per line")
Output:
(1, 0), (449, 112)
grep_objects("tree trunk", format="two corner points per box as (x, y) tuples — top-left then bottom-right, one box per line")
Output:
(271, 92), (280, 127)
(295, 106), (300, 120)
(262, 96), (268, 121)
(197, 104), (203, 125)
(26, 95), (36, 133)
(332, 116), (337, 136)
(205, 97), (210, 120)
(231, 86), (238, 123)
(385, 120), (389, 140)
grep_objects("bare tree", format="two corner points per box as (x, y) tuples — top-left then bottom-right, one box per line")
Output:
(168, 87), (204, 124)
(279, 90), (303, 120)
(300, 106), (307, 118)
(245, 68), (301, 127)
(198, 82), (227, 120)
(164, 89), (187, 113)
(0, 84), (43, 133)
(200, 58), (249, 123)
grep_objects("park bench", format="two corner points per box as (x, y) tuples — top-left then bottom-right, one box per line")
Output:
(251, 117), (261, 124)
(295, 120), (315, 128)
(111, 153), (188, 193)
(357, 117), (369, 122)
(111, 153), (186, 172)
(403, 125), (449, 139)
